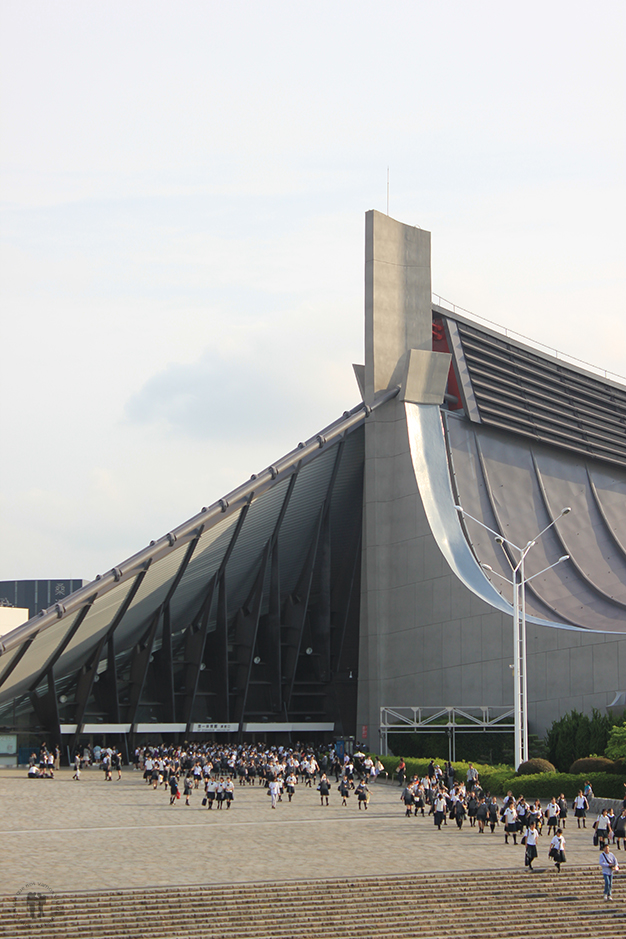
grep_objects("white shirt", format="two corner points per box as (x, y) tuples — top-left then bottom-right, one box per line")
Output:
(525, 828), (538, 846)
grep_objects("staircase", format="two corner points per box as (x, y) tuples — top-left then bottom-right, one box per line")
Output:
(2, 868), (624, 938)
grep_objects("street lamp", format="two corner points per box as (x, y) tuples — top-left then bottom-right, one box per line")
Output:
(455, 504), (571, 770)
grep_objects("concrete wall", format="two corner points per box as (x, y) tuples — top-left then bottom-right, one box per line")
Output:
(357, 394), (626, 748)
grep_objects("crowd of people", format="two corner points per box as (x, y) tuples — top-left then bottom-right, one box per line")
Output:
(28, 738), (625, 898)
(395, 758), (626, 884)
(128, 742), (383, 810)
(27, 744), (60, 778)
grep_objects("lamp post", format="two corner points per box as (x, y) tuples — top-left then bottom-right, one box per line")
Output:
(455, 504), (571, 770)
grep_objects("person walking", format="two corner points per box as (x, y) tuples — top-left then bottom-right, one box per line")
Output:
(356, 780), (370, 810)
(401, 783), (415, 817)
(467, 792), (478, 828)
(285, 773), (297, 803)
(504, 801), (518, 845)
(549, 828), (566, 872)
(434, 792), (447, 830)
(111, 749), (122, 781)
(545, 797), (560, 834)
(599, 842), (619, 901)
(169, 774), (179, 805)
(487, 797), (499, 833)
(338, 777), (350, 806)
(573, 790), (589, 828)
(183, 774), (192, 806)
(524, 821), (539, 871)
(613, 808), (626, 850)
(476, 797), (488, 833)
(269, 778), (281, 809)
(595, 808), (612, 849)
(453, 797), (467, 830)
(318, 773), (331, 806)
(205, 776), (217, 809)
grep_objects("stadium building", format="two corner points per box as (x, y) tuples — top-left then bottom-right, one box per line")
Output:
(1, 211), (625, 762)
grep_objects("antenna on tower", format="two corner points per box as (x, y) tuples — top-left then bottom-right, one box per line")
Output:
(386, 167), (390, 216)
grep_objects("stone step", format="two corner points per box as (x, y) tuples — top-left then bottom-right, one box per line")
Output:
(2, 869), (624, 939)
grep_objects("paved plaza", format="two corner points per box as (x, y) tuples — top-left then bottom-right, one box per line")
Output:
(0, 766), (613, 896)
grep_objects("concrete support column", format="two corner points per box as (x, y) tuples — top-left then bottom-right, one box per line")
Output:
(364, 211), (432, 405)
(359, 211), (439, 747)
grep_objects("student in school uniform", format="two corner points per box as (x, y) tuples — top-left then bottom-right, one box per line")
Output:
(549, 828), (566, 872)
(524, 821), (539, 871)
(476, 797), (488, 833)
(613, 808), (626, 850)
(504, 801), (519, 845)
(401, 784), (415, 817)
(318, 773), (331, 806)
(205, 777), (217, 809)
(545, 797), (560, 834)
(355, 780), (370, 810)
(285, 773), (297, 803)
(453, 798), (467, 830)
(595, 808), (612, 849)
(169, 774), (179, 805)
(573, 790), (589, 828)
(434, 793), (447, 830)
(487, 797), (499, 833)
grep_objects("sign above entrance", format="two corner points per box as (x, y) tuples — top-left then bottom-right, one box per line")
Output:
(190, 723), (239, 734)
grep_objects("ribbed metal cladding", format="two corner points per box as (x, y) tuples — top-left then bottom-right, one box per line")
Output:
(455, 321), (626, 468)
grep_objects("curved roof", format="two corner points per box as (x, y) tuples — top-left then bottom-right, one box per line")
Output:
(0, 389), (396, 711)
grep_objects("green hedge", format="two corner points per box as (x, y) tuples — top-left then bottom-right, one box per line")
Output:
(369, 754), (625, 800)
(508, 772), (626, 800)
(373, 755), (515, 793)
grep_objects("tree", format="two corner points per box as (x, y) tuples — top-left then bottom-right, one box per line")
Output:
(605, 722), (626, 762)
(546, 708), (624, 771)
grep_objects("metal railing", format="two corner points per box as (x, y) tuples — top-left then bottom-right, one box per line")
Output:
(432, 293), (626, 384)
(380, 705), (515, 761)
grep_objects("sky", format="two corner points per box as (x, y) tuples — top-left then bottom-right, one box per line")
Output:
(1, 0), (625, 582)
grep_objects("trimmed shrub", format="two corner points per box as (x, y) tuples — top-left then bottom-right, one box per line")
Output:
(518, 758), (556, 775)
(479, 768), (517, 796)
(509, 772), (626, 801)
(569, 757), (616, 774)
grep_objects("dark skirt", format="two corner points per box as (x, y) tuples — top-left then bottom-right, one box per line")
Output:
(549, 847), (566, 863)
(524, 844), (538, 864)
